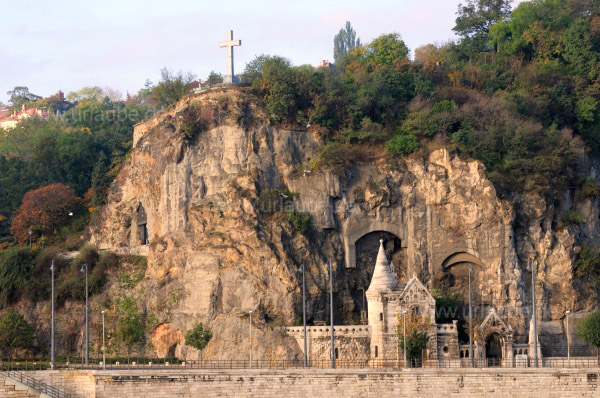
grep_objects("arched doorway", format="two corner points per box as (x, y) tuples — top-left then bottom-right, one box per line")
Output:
(485, 332), (503, 367)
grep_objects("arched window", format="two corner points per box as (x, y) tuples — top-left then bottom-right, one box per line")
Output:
(460, 350), (464, 358)
(379, 313), (383, 321)
(335, 347), (339, 359)
(375, 346), (378, 358)
(465, 350), (469, 358)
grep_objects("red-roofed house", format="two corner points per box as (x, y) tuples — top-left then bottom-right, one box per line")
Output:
(0, 104), (49, 130)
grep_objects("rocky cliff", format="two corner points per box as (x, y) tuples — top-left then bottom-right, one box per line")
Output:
(90, 89), (599, 359)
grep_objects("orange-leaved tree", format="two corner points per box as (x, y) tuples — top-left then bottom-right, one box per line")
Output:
(10, 184), (79, 243)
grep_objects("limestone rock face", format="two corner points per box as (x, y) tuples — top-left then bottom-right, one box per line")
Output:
(151, 323), (184, 358)
(91, 90), (598, 359)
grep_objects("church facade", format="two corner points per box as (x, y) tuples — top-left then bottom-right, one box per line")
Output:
(286, 240), (538, 367)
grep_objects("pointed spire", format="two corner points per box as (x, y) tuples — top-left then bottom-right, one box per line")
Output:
(366, 239), (397, 295)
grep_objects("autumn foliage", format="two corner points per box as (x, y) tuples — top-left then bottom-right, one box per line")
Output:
(10, 184), (79, 243)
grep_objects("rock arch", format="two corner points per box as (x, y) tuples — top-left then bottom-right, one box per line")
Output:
(441, 252), (483, 269)
(342, 218), (406, 268)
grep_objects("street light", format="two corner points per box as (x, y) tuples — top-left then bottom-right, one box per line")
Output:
(101, 310), (106, 370)
(531, 261), (539, 368)
(468, 264), (474, 368)
(301, 264), (307, 368)
(249, 310), (253, 368)
(402, 310), (408, 368)
(565, 310), (571, 367)
(80, 263), (89, 365)
(28, 229), (32, 249)
(50, 260), (56, 370)
(328, 259), (335, 369)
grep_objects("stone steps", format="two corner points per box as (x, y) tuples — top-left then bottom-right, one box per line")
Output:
(0, 376), (41, 398)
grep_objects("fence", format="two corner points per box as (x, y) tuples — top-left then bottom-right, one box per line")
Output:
(1, 357), (597, 371)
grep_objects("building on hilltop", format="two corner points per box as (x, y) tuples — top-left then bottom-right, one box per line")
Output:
(0, 103), (50, 130)
(315, 60), (335, 70)
(286, 239), (531, 367)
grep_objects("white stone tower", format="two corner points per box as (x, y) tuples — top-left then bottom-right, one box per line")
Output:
(366, 239), (397, 360)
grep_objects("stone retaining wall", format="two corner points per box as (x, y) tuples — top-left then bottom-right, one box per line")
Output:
(39, 368), (599, 398)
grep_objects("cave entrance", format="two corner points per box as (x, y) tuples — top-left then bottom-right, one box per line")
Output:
(348, 231), (402, 324)
(485, 332), (503, 367)
(435, 252), (483, 343)
(136, 203), (148, 245)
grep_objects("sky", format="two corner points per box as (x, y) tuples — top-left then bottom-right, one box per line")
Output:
(0, 0), (527, 104)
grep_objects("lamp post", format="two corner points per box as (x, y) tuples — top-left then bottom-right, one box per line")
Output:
(328, 259), (335, 369)
(51, 260), (55, 370)
(249, 310), (253, 368)
(531, 261), (539, 368)
(469, 264), (474, 368)
(80, 263), (89, 365)
(302, 264), (307, 368)
(402, 310), (407, 368)
(101, 310), (106, 370)
(28, 229), (32, 249)
(565, 310), (571, 367)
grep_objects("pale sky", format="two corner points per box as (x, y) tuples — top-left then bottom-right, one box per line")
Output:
(0, 0), (526, 103)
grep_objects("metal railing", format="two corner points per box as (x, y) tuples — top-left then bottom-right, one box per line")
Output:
(1, 357), (598, 372)
(1, 370), (74, 398)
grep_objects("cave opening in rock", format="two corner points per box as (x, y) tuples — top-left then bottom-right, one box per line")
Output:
(344, 231), (403, 324)
(434, 252), (484, 343)
(136, 203), (148, 245)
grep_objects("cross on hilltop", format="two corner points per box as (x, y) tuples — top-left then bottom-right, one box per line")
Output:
(219, 30), (241, 84)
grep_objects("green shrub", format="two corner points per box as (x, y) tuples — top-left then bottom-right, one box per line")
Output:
(287, 211), (311, 234)
(562, 210), (584, 228)
(257, 188), (294, 216)
(385, 134), (420, 155)
(316, 142), (364, 175)
(0, 309), (35, 356)
(576, 244), (600, 283)
(0, 247), (35, 307)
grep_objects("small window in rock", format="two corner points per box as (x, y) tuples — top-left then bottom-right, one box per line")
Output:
(379, 313), (383, 321)
(335, 348), (339, 359)
(375, 346), (378, 358)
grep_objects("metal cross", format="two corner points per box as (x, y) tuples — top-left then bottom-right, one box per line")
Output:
(219, 30), (241, 82)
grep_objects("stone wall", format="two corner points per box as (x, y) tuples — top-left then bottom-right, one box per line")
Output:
(45, 368), (600, 398)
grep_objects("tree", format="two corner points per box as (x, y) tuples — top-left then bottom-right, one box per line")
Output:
(0, 247), (35, 307)
(91, 152), (111, 206)
(576, 312), (600, 364)
(365, 33), (410, 66)
(454, 0), (512, 52)
(6, 87), (41, 110)
(0, 309), (35, 357)
(116, 297), (144, 360)
(10, 184), (80, 243)
(151, 68), (195, 107)
(397, 313), (432, 364)
(66, 86), (104, 103)
(334, 21), (361, 64)
(185, 323), (212, 361)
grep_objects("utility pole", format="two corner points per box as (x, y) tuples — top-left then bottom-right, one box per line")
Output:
(302, 264), (308, 368)
(80, 263), (89, 365)
(469, 264), (474, 368)
(328, 259), (335, 369)
(532, 261), (538, 368)
(102, 311), (106, 370)
(249, 310), (253, 368)
(565, 310), (571, 367)
(402, 310), (407, 368)
(51, 260), (56, 370)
